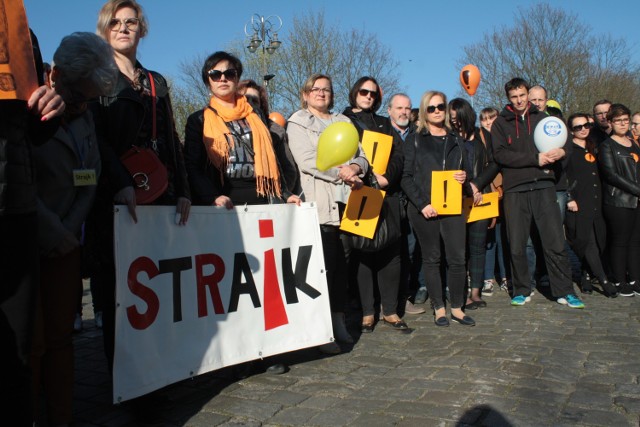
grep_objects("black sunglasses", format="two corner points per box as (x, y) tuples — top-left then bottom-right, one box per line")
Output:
(358, 88), (378, 98)
(207, 69), (238, 82)
(571, 122), (594, 132)
(426, 103), (446, 114)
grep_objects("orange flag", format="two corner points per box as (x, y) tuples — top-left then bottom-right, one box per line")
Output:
(0, 0), (38, 100)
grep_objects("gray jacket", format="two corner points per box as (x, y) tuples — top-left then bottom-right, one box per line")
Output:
(33, 112), (101, 255)
(287, 109), (368, 226)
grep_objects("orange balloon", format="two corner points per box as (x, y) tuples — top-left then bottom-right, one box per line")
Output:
(460, 64), (481, 96)
(269, 112), (286, 127)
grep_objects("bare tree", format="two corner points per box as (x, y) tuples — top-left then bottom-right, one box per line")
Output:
(171, 9), (402, 126)
(458, 3), (640, 114)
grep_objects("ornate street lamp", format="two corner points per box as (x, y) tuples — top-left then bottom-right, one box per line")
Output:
(244, 14), (282, 87)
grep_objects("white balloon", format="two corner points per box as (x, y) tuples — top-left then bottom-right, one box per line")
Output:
(534, 116), (568, 153)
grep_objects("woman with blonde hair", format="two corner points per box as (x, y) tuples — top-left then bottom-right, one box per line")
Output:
(401, 91), (474, 327)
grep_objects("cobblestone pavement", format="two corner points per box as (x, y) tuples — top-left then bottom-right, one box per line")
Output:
(62, 282), (640, 427)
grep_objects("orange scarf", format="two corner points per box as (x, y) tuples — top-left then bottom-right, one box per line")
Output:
(203, 96), (281, 198)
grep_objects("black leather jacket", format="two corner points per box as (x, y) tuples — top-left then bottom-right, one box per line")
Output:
(598, 137), (640, 208)
(89, 66), (189, 204)
(469, 127), (500, 194)
(401, 129), (471, 210)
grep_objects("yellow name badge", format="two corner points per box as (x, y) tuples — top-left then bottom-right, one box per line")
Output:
(73, 169), (97, 186)
(463, 191), (500, 223)
(361, 130), (393, 175)
(339, 185), (386, 239)
(431, 170), (462, 215)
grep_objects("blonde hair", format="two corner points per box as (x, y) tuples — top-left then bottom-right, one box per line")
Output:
(96, 0), (148, 40)
(300, 73), (334, 110)
(417, 90), (448, 133)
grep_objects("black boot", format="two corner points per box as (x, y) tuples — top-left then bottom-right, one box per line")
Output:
(599, 279), (618, 298)
(580, 272), (593, 294)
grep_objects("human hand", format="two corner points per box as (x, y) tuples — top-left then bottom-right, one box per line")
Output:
(114, 186), (137, 223)
(286, 195), (302, 206)
(453, 170), (466, 184)
(488, 217), (497, 229)
(27, 85), (65, 121)
(421, 204), (438, 219)
(567, 200), (578, 212)
(374, 173), (389, 189)
(337, 164), (360, 182)
(176, 197), (191, 225)
(214, 195), (234, 209)
(50, 231), (80, 257)
(538, 152), (553, 166)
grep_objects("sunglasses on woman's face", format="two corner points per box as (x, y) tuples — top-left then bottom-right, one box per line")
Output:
(207, 69), (238, 82)
(571, 122), (593, 132)
(358, 88), (378, 98)
(426, 103), (446, 114)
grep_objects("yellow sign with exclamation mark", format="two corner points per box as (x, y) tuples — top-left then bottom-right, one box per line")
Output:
(361, 130), (393, 175)
(431, 170), (463, 215)
(340, 186), (386, 238)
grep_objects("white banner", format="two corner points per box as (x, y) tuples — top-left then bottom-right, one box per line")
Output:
(113, 203), (332, 403)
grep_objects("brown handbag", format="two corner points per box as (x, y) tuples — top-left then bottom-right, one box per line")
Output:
(120, 71), (168, 204)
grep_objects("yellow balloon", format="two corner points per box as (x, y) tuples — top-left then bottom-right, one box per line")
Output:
(316, 122), (360, 171)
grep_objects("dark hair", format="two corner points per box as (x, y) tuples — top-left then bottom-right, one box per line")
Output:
(504, 77), (530, 97)
(410, 108), (419, 123)
(607, 103), (631, 122)
(448, 98), (476, 140)
(237, 79), (269, 116)
(201, 51), (243, 87)
(547, 106), (563, 119)
(593, 99), (612, 113)
(348, 76), (382, 112)
(568, 113), (596, 154)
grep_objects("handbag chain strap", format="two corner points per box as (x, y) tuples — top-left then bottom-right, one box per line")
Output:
(147, 71), (157, 151)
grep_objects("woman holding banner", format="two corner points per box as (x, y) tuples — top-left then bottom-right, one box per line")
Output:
(401, 91), (475, 327)
(183, 52), (298, 207)
(448, 98), (500, 309)
(342, 77), (410, 333)
(87, 0), (191, 375)
(287, 73), (369, 353)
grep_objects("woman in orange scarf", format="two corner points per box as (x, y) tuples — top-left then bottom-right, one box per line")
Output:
(184, 51), (299, 207)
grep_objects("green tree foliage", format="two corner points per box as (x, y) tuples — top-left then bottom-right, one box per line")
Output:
(458, 3), (640, 115)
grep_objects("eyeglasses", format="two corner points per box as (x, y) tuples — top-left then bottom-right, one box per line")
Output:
(611, 118), (630, 125)
(108, 18), (140, 32)
(571, 122), (594, 132)
(426, 103), (446, 114)
(309, 87), (332, 94)
(632, 122), (640, 128)
(358, 88), (378, 98)
(207, 69), (238, 82)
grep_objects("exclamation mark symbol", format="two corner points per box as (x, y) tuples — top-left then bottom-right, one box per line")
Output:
(371, 141), (378, 166)
(355, 196), (367, 226)
(462, 70), (470, 90)
(442, 181), (448, 208)
(259, 219), (288, 331)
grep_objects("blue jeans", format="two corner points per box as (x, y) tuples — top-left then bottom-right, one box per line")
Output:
(484, 221), (508, 281)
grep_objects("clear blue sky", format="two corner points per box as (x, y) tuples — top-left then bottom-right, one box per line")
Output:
(24, 0), (638, 109)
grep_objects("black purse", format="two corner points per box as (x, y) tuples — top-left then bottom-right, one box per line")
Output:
(343, 172), (402, 252)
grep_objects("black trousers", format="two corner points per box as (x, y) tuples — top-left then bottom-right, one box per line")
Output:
(603, 204), (640, 283)
(408, 204), (466, 310)
(0, 213), (39, 426)
(320, 226), (348, 312)
(353, 241), (402, 317)
(503, 187), (574, 298)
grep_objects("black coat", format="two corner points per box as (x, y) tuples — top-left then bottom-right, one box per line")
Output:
(401, 129), (470, 211)
(565, 142), (606, 257)
(89, 67), (190, 205)
(468, 127), (500, 194)
(598, 137), (640, 209)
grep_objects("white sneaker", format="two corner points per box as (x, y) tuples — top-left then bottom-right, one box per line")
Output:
(482, 280), (494, 296)
(73, 313), (82, 332)
(95, 311), (103, 329)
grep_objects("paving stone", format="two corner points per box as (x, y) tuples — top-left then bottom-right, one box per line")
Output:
(349, 412), (402, 427)
(559, 406), (633, 426)
(266, 406), (318, 425)
(307, 409), (359, 426)
(183, 412), (231, 427)
(500, 360), (543, 377)
(297, 395), (342, 410)
(263, 390), (309, 406)
(614, 396), (640, 414)
(419, 390), (471, 407)
(201, 396), (282, 419)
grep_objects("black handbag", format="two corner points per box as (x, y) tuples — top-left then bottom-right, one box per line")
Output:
(344, 173), (402, 252)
